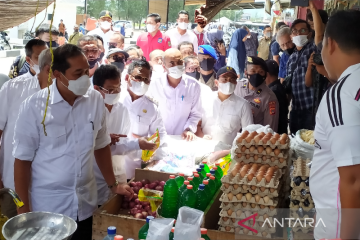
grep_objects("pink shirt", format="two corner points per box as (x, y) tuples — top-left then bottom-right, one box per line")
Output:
(136, 30), (171, 60)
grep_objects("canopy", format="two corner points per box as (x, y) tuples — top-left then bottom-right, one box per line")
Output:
(0, 0), (54, 31)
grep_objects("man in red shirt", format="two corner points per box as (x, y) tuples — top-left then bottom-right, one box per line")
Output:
(136, 13), (171, 60)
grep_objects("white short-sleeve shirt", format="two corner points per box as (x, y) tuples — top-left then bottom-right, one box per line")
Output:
(202, 92), (254, 145)
(166, 28), (199, 54)
(310, 63), (360, 239)
(0, 71), (40, 190)
(12, 80), (110, 221)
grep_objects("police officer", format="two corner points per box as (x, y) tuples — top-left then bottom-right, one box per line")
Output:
(234, 56), (279, 132)
(198, 45), (218, 91)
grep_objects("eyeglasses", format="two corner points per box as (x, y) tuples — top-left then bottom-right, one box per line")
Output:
(291, 28), (308, 35)
(126, 58), (140, 64)
(100, 86), (120, 94)
(186, 66), (200, 72)
(111, 55), (124, 62)
(108, 42), (117, 48)
(83, 49), (99, 55)
(130, 75), (151, 84)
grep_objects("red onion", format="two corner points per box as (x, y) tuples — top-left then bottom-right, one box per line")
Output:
(159, 181), (166, 186)
(135, 213), (143, 219)
(135, 199), (141, 204)
(130, 182), (137, 188)
(153, 180), (160, 186)
(155, 185), (163, 191)
(129, 202), (135, 208)
(142, 211), (148, 218)
(136, 181), (143, 187)
(148, 183), (156, 189)
(144, 205), (151, 211)
(141, 179), (150, 186)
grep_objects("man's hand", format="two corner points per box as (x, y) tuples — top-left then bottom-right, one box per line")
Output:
(308, 52), (315, 68)
(138, 137), (157, 150)
(110, 134), (127, 145)
(111, 183), (134, 199)
(217, 43), (226, 56)
(203, 135), (213, 140)
(182, 130), (196, 141)
(308, 0), (316, 9)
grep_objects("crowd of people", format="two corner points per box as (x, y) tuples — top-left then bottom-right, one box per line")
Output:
(1, 3), (360, 239)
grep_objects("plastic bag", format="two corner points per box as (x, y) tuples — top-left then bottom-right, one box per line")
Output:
(146, 218), (174, 240)
(290, 130), (315, 160)
(138, 188), (163, 212)
(242, 124), (274, 134)
(142, 129), (160, 162)
(174, 207), (204, 240)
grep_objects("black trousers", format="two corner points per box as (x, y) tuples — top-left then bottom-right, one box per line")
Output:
(72, 216), (93, 240)
(289, 108), (314, 135)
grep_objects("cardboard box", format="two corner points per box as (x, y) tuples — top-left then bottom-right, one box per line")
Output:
(92, 168), (226, 240)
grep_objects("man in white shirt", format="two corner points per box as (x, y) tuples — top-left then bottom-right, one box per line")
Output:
(0, 39), (48, 218)
(149, 49), (165, 79)
(200, 66), (253, 145)
(92, 65), (156, 206)
(147, 48), (202, 141)
(166, 10), (198, 54)
(13, 44), (133, 240)
(87, 10), (114, 54)
(121, 59), (167, 179)
(310, 10), (360, 239)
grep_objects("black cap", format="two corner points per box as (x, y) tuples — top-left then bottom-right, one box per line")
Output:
(99, 10), (112, 20)
(216, 66), (238, 79)
(265, 60), (279, 77)
(247, 56), (269, 72)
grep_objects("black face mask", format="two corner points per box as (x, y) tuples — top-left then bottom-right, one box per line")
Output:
(186, 70), (200, 80)
(111, 62), (125, 73)
(46, 41), (59, 48)
(248, 73), (266, 88)
(200, 58), (215, 71)
(284, 46), (296, 56)
(88, 59), (98, 69)
(98, 52), (105, 61)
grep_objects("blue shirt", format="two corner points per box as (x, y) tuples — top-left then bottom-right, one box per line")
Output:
(279, 53), (289, 78)
(79, 26), (86, 35)
(227, 29), (247, 76)
(271, 42), (281, 57)
(121, 27), (125, 36)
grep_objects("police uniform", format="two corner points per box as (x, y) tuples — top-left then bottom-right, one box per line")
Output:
(199, 72), (217, 91)
(235, 56), (279, 132)
(198, 45), (218, 91)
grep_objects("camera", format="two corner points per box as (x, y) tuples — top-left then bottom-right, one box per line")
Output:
(313, 53), (323, 65)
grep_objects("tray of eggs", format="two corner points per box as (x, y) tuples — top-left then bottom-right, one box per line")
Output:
(293, 157), (311, 178)
(234, 145), (289, 159)
(290, 176), (309, 191)
(220, 208), (275, 222)
(220, 192), (278, 206)
(236, 131), (290, 150)
(233, 152), (287, 168)
(290, 209), (316, 220)
(219, 226), (272, 238)
(218, 216), (276, 233)
(221, 183), (279, 197)
(220, 202), (278, 216)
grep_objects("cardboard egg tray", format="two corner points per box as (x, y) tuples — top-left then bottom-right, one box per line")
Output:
(218, 226), (272, 238)
(220, 183), (279, 197)
(220, 192), (279, 207)
(290, 179), (309, 191)
(225, 169), (283, 189)
(290, 201), (315, 212)
(218, 218), (276, 233)
(219, 209), (274, 221)
(292, 226), (313, 234)
(234, 146), (289, 159)
(290, 194), (314, 205)
(220, 202), (278, 216)
(293, 158), (311, 177)
(235, 136), (290, 150)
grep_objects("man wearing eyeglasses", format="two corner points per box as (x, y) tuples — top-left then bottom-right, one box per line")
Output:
(276, 27), (295, 83)
(286, 19), (318, 134)
(77, 35), (101, 78)
(92, 65), (157, 205)
(121, 60), (167, 179)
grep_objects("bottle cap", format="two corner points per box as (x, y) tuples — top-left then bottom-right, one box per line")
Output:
(202, 160), (207, 164)
(199, 184), (205, 190)
(171, 227), (175, 233)
(169, 175), (175, 179)
(201, 228), (208, 234)
(184, 180), (190, 185)
(197, 168), (202, 172)
(213, 166), (218, 170)
(187, 185), (193, 189)
(193, 171), (197, 174)
(203, 180), (209, 185)
(210, 169), (216, 174)
(107, 226), (116, 235)
(215, 162), (220, 166)
(206, 173), (211, 177)
(187, 177), (193, 181)
(210, 176), (215, 180)
(114, 236), (123, 240)
(146, 216), (154, 223)
(194, 173), (199, 178)
(200, 164), (205, 169)
(179, 173), (184, 176)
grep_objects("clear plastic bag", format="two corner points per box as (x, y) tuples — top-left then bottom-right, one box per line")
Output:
(174, 207), (204, 240)
(146, 218), (175, 240)
(290, 130), (315, 160)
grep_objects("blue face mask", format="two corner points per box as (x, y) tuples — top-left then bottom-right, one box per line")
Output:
(46, 41), (59, 47)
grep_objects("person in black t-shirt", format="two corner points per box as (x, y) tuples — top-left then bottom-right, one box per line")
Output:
(265, 60), (289, 134)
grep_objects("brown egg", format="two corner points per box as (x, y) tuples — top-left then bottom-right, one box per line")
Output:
(224, 183), (230, 189)
(266, 132), (272, 138)
(270, 137), (277, 144)
(227, 192), (234, 201)
(266, 147), (272, 155)
(270, 188), (275, 193)
(242, 202), (248, 207)
(240, 170), (247, 178)
(257, 146), (264, 153)
(231, 218), (236, 223)
(279, 158), (285, 163)
(227, 209), (233, 216)
(241, 130), (249, 138)
(260, 204), (265, 209)
(254, 155), (259, 161)
(263, 213), (269, 220)
(224, 202), (229, 206)
(247, 173), (254, 181)
(233, 203), (238, 207)
(258, 132), (266, 137)
(249, 146), (256, 152)
(274, 165), (279, 170)
(260, 187), (266, 192)
(225, 226), (231, 231)
(280, 138), (287, 144)
(262, 156), (267, 161)
(241, 146), (247, 152)
(236, 153), (242, 158)
(250, 131), (258, 137)
(236, 193), (243, 200)
(269, 206), (275, 210)
(245, 193), (252, 201)
(259, 165), (269, 171)
(251, 185), (257, 190)
(245, 135), (253, 143)
(233, 184), (239, 189)
(270, 157), (276, 162)
(245, 154), (251, 159)
(264, 196), (270, 203)
(244, 210), (252, 217)
(242, 185), (248, 190)
(255, 194), (261, 202)
(222, 217), (229, 222)
(251, 203), (256, 208)
(262, 137), (269, 144)
(262, 231), (268, 237)
(254, 135), (261, 144)
(236, 210), (242, 217)
(274, 148), (281, 156)
(256, 173), (263, 182)
(274, 133), (280, 139)
(243, 228), (249, 234)
(235, 227), (241, 233)
(231, 169), (238, 177)
(265, 174), (272, 183)
(236, 137), (243, 143)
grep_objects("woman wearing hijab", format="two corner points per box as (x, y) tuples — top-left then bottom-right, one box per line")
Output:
(227, 28), (248, 79)
(204, 29), (227, 72)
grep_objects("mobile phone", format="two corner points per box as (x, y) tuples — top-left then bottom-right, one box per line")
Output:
(290, 0), (309, 7)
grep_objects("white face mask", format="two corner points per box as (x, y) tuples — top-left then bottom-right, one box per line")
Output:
(30, 59), (40, 75)
(100, 21), (111, 30)
(292, 35), (309, 47)
(146, 24), (157, 33)
(60, 73), (90, 96)
(178, 22), (188, 30)
(167, 65), (184, 79)
(265, 32), (271, 38)
(218, 82), (236, 95)
(129, 79), (149, 96)
(153, 64), (164, 73)
(104, 93), (120, 105)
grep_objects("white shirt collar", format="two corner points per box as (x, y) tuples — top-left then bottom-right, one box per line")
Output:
(339, 63), (360, 80)
(50, 79), (89, 105)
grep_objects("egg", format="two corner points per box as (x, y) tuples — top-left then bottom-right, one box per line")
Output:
(274, 148), (281, 156)
(225, 226), (231, 232)
(264, 196), (270, 204)
(270, 157), (276, 162)
(224, 202), (229, 206)
(263, 213), (269, 220)
(254, 155), (259, 161)
(227, 209), (233, 216)
(251, 186), (257, 190)
(274, 133), (280, 139)
(236, 153), (242, 158)
(235, 227), (241, 233)
(231, 168), (238, 177)
(257, 146), (264, 153)
(231, 218), (236, 223)
(242, 202), (248, 207)
(259, 132), (266, 137)
(266, 147), (272, 154)
(233, 203), (238, 207)
(224, 183), (230, 189)
(262, 156), (267, 161)
(254, 135), (261, 143)
(227, 192), (234, 201)
(249, 146), (256, 152)
(233, 184), (239, 189)
(245, 193), (252, 201)
(269, 206), (275, 210)
(251, 203), (256, 208)
(262, 136), (269, 144)
(236, 193), (243, 200)
(256, 173), (263, 182)
(243, 210), (251, 217)
(279, 158), (285, 163)
(236, 137), (243, 143)
(260, 187), (266, 192)
(243, 228), (249, 234)
(270, 188), (275, 193)
(245, 135), (253, 143)
(240, 170), (247, 178)
(241, 146), (247, 152)
(241, 130), (249, 138)
(262, 232), (268, 237)
(265, 174), (272, 183)
(270, 137), (277, 144)
(259, 165), (269, 171)
(260, 204), (265, 209)
(245, 154), (251, 159)
(255, 194), (261, 202)
(236, 210), (242, 217)
(242, 185), (248, 190)
(250, 131), (258, 137)
(222, 217), (229, 222)
(247, 173), (254, 181)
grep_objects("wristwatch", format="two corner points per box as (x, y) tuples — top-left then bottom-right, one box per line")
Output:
(108, 180), (119, 189)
